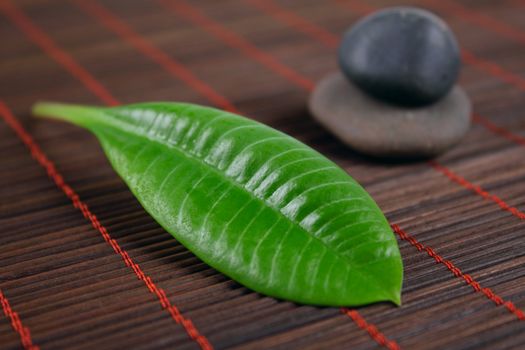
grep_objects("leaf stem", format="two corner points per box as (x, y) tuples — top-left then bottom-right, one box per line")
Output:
(33, 101), (105, 128)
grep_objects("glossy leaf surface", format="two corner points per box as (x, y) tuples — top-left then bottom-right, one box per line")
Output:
(34, 102), (403, 306)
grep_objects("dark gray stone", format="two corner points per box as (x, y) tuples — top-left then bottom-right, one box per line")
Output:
(309, 72), (471, 158)
(339, 7), (460, 107)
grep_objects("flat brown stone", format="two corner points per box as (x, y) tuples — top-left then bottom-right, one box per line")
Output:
(309, 72), (471, 158)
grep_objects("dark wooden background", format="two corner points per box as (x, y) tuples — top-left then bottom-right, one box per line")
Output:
(1, 0), (525, 349)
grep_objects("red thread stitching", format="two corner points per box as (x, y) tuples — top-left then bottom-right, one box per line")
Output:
(391, 224), (525, 321)
(0, 101), (213, 350)
(472, 114), (525, 147)
(73, 0), (238, 114)
(430, 161), (525, 220)
(461, 49), (525, 92)
(0, 289), (39, 350)
(341, 308), (400, 350)
(157, 0), (315, 91)
(0, 2), (213, 347)
(0, 1), (118, 106)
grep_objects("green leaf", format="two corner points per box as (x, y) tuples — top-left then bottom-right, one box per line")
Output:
(33, 101), (403, 307)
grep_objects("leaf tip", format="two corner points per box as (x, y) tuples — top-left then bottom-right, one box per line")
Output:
(390, 292), (402, 306)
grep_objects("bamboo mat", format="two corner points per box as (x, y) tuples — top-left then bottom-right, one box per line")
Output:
(1, 0), (525, 349)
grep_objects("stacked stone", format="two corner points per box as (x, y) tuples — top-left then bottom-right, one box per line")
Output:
(310, 7), (471, 158)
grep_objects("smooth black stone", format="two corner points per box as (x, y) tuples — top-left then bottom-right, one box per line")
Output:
(339, 7), (460, 107)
